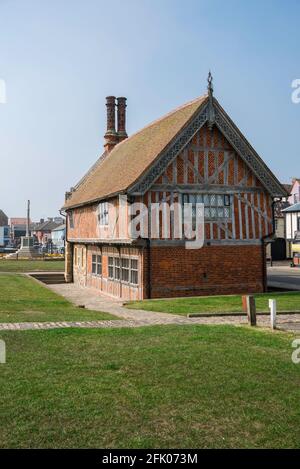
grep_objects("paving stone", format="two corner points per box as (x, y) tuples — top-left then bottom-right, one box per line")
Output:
(1, 282), (300, 332)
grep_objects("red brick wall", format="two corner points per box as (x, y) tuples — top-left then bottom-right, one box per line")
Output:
(143, 244), (265, 298)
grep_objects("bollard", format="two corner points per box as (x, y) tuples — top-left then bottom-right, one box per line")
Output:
(246, 295), (256, 326)
(242, 295), (248, 312)
(269, 299), (277, 330)
(0, 339), (6, 364)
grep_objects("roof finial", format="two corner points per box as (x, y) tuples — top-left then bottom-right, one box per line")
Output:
(207, 70), (213, 97)
(207, 71), (215, 130)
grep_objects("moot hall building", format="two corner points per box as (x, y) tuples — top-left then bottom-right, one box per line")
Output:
(63, 76), (287, 301)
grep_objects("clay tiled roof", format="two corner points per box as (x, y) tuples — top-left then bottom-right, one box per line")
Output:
(33, 220), (62, 232)
(63, 95), (208, 209)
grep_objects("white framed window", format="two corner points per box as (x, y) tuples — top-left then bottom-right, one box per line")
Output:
(114, 257), (121, 280)
(98, 201), (109, 226)
(96, 255), (101, 275)
(130, 259), (138, 285)
(108, 256), (114, 279)
(121, 258), (130, 282)
(92, 254), (102, 276)
(106, 256), (138, 285)
(92, 254), (96, 274)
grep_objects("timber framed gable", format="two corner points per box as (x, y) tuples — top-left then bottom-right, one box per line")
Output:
(140, 122), (274, 244)
(128, 98), (286, 199)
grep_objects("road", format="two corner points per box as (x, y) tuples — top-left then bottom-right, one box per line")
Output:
(267, 265), (300, 291)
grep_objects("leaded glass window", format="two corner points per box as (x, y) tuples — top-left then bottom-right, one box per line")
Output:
(183, 194), (232, 220)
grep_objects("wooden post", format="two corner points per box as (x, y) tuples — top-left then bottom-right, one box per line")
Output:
(65, 241), (73, 283)
(242, 295), (248, 312)
(246, 295), (256, 326)
(269, 299), (277, 330)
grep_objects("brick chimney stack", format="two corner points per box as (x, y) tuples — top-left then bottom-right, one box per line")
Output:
(104, 96), (118, 152)
(117, 97), (128, 142)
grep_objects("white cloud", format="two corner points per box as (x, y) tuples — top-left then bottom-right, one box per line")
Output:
(0, 79), (7, 104)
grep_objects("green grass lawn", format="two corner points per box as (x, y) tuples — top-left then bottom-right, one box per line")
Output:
(0, 274), (117, 322)
(126, 292), (300, 316)
(0, 325), (300, 448)
(0, 259), (65, 272)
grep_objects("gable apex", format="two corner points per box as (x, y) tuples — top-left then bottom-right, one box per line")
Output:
(129, 97), (287, 198)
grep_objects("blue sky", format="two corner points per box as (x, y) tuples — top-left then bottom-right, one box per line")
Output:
(0, 0), (299, 219)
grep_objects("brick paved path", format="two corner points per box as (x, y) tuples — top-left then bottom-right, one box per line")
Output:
(0, 316), (245, 330)
(0, 281), (299, 332)
(0, 314), (299, 331)
(49, 283), (181, 322)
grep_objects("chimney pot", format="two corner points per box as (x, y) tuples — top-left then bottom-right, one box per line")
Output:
(117, 97), (128, 142)
(104, 96), (118, 151)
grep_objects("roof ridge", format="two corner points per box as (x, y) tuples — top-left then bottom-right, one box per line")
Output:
(65, 95), (208, 204)
(63, 94), (209, 209)
(110, 94), (208, 154)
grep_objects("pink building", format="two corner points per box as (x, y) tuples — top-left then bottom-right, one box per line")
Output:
(288, 179), (300, 205)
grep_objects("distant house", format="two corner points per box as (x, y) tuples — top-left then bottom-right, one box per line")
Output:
(282, 202), (300, 263)
(51, 224), (66, 252)
(9, 218), (30, 247)
(0, 226), (10, 247)
(9, 217), (28, 226)
(266, 183), (292, 260)
(276, 179), (300, 261)
(269, 200), (290, 260)
(0, 210), (9, 247)
(288, 179), (300, 205)
(31, 218), (64, 245)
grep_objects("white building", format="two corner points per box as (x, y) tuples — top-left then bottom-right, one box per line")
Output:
(51, 224), (66, 252)
(282, 202), (300, 263)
